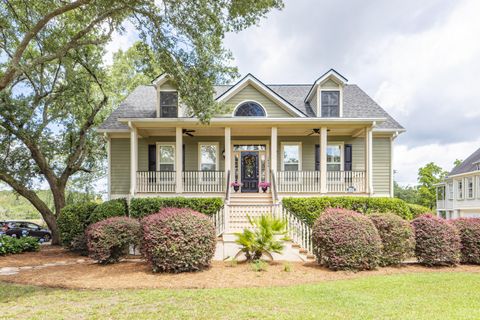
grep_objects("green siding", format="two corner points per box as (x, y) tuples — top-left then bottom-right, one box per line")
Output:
(223, 85), (293, 117)
(159, 81), (176, 91)
(321, 79), (340, 89)
(110, 138), (130, 195)
(372, 137), (392, 195)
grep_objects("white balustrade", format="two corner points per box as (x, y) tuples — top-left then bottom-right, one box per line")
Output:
(136, 171), (176, 193)
(276, 170), (365, 193)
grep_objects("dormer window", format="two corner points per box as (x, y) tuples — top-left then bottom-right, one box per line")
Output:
(321, 91), (340, 117)
(234, 101), (266, 117)
(160, 91), (178, 118)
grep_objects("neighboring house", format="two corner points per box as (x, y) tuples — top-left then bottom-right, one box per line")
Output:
(436, 148), (480, 219)
(98, 69), (404, 259)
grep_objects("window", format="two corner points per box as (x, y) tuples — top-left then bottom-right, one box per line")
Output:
(282, 143), (301, 171)
(157, 144), (175, 171)
(321, 91), (340, 117)
(327, 145), (342, 171)
(437, 186), (445, 201)
(234, 102), (266, 117)
(457, 180), (463, 199)
(199, 143), (218, 171)
(160, 91), (178, 118)
(448, 182), (454, 200)
(467, 177), (474, 199)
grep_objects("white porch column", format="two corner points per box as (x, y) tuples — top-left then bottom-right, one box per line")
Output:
(224, 127), (231, 177)
(320, 127), (328, 193)
(271, 127), (278, 174)
(175, 127), (183, 194)
(129, 122), (138, 197)
(365, 127), (373, 194)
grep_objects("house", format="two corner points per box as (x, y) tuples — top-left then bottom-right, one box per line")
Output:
(436, 148), (480, 219)
(98, 69), (404, 259)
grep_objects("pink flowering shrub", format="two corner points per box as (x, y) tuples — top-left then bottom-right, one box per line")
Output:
(141, 208), (216, 273)
(312, 208), (382, 271)
(370, 214), (415, 266)
(411, 214), (460, 266)
(86, 217), (141, 264)
(451, 218), (480, 264)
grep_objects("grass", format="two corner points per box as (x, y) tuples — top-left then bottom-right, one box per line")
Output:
(1, 272), (480, 319)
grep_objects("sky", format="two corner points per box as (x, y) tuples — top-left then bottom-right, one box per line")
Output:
(106, 0), (480, 186)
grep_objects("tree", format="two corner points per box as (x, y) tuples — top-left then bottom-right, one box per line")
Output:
(0, 0), (284, 244)
(394, 182), (420, 204)
(417, 162), (448, 209)
(453, 159), (463, 168)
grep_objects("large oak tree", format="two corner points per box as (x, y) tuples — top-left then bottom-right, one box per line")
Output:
(0, 0), (283, 244)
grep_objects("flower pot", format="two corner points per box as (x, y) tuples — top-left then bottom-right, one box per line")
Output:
(261, 187), (268, 193)
(233, 186), (240, 192)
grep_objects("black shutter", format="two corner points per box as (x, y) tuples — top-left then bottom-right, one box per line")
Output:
(315, 144), (320, 171)
(182, 144), (185, 171)
(148, 144), (156, 171)
(344, 144), (352, 171)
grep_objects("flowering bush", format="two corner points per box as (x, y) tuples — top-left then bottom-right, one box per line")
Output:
(411, 214), (460, 266)
(370, 214), (415, 266)
(312, 208), (382, 271)
(86, 217), (141, 264)
(451, 218), (480, 264)
(141, 208), (216, 273)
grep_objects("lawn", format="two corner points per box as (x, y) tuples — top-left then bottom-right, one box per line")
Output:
(2, 272), (480, 320)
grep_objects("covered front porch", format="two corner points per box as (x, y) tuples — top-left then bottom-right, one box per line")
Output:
(115, 118), (377, 198)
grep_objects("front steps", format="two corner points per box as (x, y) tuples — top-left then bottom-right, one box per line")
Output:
(228, 192), (273, 205)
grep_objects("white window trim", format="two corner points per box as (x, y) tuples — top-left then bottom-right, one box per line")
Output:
(317, 87), (343, 118)
(280, 142), (302, 171)
(232, 100), (268, 117)
(457, 179), (464, 200)
(477, 176), (480, 199)
(198, 142), (220, 171)
(326, 142), (344, 172)
(467, 177), (474, 199)
(156, 142), (176, 171)
(448, 182), (454, 200)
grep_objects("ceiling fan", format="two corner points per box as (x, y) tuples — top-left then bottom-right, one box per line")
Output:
(182, 129), (196, 137)
(307, 128), (320, 136)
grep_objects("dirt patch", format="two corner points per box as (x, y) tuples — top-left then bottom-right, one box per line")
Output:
(0, 246), (87, 268)
(1, 246), (480, 290)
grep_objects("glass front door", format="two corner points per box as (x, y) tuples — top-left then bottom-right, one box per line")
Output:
(241, 151), (259, 192)
(232, 144), (268, 193)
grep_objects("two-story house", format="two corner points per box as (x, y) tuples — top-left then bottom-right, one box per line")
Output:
(436, 148), (480, 219)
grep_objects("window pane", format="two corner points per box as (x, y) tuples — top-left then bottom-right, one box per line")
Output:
(284, 164), (299, 171)
(327, 164), (341, 171)
(161, 106), (177, 118)
(200, 144), (217, 171)
(159, 164), (174, 171)
(234, 102), (266, 117)
(327, 146), (341, 162)
(321, 91), (339, 117)
(160, 92), (178, 118)
(283, 145), (299, 164)
(159, 146), (174, 164)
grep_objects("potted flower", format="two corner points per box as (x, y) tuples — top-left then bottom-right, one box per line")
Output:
(258, 181), (271, 193)
(231, 181), (242, 192)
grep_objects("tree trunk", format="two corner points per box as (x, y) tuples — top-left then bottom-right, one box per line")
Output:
(41, 209), (61, 245)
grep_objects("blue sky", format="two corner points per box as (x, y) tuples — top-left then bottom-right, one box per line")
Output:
(103, 0), (480, 186)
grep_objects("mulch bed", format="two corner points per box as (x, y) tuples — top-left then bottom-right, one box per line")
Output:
(1, 246), (479, 290)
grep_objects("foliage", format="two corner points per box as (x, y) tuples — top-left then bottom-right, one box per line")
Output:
(417, 163), (449, 209)
(312, 208), (382, 271)
(57, 202), (98, 253)
(0, 0), (283, 245)
(130, 197), (223, 218)
(86, 217), (141, 264)
(282, 197), (413, 226)
(0, 236), (39, 255)
(89, 198), (128, 225)
(369, 214), (415, 266)
(234, 215), (287, 261)
(406, 203), (432, 219)
(250, 259), (268, 272)
(411, 214), (461, 266)
(141, 208), (216, 273)
(394, 182), (420, 205)
(451, 218), (480, 264)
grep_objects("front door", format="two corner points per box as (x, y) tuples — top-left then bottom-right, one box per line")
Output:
(241, 151), (259, 192)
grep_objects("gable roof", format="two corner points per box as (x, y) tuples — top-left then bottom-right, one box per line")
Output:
(304, 69), (348, 103)
(99, 75), (405, 132)
(449, 147), (480, 176)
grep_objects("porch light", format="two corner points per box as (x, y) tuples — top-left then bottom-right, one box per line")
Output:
(347, 186), (356, 193)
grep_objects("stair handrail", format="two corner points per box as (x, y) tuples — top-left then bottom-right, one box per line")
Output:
(270, 169), (279, 204)
(280, 205), (313, 254)
(225, 169), (231, 202)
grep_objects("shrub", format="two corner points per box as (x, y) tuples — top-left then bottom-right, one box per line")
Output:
(235, 215), (287, 261)
(0, 236), (40, 255)
(141, 208), (216, 273)
(130, 197), (223, 218)
(282, 197), (412, 226)
(312, 208), (382, 271)
(369, 214), (415, 266)
(89, 198), (128, 224)
(86, 217), (141, 264)
(451, 218), (480, 264)
(57, 202), (98, 253)
(407, 203), (432, 219)
(411, 214), (460, 266)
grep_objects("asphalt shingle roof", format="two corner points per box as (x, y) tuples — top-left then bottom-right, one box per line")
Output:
(449, 147), (480, 176)
(99, 83), (404, 131)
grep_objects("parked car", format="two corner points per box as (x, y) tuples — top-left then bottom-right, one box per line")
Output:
(1, 221), (51, 242)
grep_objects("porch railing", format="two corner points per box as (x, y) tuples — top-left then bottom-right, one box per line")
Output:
(210, 206), (225, 236)
(183, 170), (225, 193)
(136, 171), (176, 193)
(276, 170), (366, 193)
(278, 206), (313, 254)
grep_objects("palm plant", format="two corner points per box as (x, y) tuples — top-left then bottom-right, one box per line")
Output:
(234, 215), (287, 261)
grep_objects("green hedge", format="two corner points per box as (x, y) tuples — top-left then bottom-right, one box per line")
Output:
(129, 197), (223, 218)
(0, 236), (40, 255)
(89, 198), (128, 224)
(282, 197), (414, 226)
(57, 202), (98, 252)
(406, 203), (432, 219)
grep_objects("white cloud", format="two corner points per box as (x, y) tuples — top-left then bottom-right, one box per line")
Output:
(104, 21), (138, 65)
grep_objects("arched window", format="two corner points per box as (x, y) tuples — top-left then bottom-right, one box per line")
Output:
(234, 101), (266, 117)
